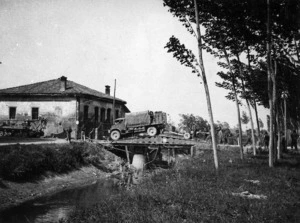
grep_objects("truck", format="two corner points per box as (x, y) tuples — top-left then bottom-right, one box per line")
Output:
(109, 111), (167, 141)
(0, 118), (47, 138)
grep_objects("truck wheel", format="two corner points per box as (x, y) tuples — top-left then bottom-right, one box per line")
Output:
(183, 132), (191, 139)
(0, 131), (3, 137)
(110, 130), (121, 141)
(147, 127), (157, 137)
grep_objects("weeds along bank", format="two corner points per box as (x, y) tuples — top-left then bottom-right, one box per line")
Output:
(0, 142), (122, 211)
(62, 149), (300, 223)
(0, 142), (120, 181)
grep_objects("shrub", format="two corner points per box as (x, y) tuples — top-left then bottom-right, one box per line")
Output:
(0, 142), (105, 181)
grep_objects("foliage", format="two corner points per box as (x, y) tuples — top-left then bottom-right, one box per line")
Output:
(165, 36), (201, 76)
(243, 61), (269, 107)
(0, 143), (109, 181)
(221, 122), (230, 130)
(258, 118), (264, 129)
(215, 69), (242, 103)
(165, 0), (300, 126)
(165, 115), (177, 132)
(215, 121), (230, 131)
(62, 149), (300, 223)
(241, 111), (250, 125)
(178, 114), (209, 132)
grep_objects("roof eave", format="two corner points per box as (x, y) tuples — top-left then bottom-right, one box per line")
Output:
(0, 92), (127, 104)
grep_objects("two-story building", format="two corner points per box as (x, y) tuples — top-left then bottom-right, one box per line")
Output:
(0, 76), (130, 139)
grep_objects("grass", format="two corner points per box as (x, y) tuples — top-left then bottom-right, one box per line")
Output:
(61, 148), (300, 223)
(0, 142), (116, 181)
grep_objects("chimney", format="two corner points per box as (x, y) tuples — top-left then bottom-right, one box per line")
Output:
(60, 76), (67, 92)
(105, 85), (110, 95)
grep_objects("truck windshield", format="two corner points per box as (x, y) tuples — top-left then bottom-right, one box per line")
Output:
(114, 119), (124, 124)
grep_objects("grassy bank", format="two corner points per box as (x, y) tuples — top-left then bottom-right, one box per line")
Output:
(0, 142), (117, 181)
(62, 148), (300, 223)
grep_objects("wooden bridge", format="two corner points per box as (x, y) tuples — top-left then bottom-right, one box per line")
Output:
(95, 135), (200, 166)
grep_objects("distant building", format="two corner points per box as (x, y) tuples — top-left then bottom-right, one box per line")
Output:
(0, 76), (130, 139)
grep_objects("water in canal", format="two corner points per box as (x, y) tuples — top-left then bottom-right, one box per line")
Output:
(0, 178), (120, 223)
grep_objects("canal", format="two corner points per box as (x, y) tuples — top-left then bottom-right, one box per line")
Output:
(0, 178), (120, 223)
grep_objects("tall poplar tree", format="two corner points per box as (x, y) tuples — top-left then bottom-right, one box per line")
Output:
(163, 0), (219, 170)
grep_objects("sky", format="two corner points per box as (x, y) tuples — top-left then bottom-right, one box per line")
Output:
(0, 0), (269, 128)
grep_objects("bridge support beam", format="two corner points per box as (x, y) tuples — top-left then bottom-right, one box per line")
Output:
(125, 146), (130, 166)
(190, 146), (195, 157)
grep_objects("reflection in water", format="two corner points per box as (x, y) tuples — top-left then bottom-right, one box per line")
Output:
(0, 179), (119, 223)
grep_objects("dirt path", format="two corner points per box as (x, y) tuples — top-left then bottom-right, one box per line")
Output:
(0, 137), (68, 146)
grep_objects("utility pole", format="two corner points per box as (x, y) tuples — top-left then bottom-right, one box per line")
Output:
(112, 79), (116, 123)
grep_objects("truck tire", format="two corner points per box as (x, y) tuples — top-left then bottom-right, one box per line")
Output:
(110, 130), (121, 141)
(183, 132), (191, 139)
(0, 131), (3, 137)
(147, 127), (157, 137)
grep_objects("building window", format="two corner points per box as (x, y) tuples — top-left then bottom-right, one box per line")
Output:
(115, 110), (119, 119)
(100, 108), (105, 122)
(9, 107), (16, 120)
(94, 107), (99, 122)
(32, 107), (39, 120)
(84, 105), (89, 121)
(107, 108), (111, 123)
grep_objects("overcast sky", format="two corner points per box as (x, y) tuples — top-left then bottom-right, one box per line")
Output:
(0, 0), (268, 128)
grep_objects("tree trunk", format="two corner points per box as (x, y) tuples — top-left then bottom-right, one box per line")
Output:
(284, 96), (287, 152)
(253, 101), (261, 136)
(294, 37), (300, 61)
(194, 0), (219, 169)
(267, 0), (274, 167)
(234, 93), (244, 160)
(221, 45), (243, 159)
(237, 55), (256, 155)
(273, 60), (278, 161)
(247, 102), (257, 155)
(276, 103), (282, 160)
(246, 49), (261, 139)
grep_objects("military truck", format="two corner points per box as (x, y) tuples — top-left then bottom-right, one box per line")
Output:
(109, 111), (167, 141)
(0, 118), (47, 138)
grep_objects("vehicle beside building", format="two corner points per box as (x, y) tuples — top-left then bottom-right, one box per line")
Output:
(0, 76), (130, 139)
(0, 118), (47, 138)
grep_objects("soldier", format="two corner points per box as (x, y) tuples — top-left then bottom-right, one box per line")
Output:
(218, 129), (223, 144)
(66, 126), (72, 143)
(263, 132), (270, 151)
(291, 130), (299, 150)
(281, 132), (287, 153)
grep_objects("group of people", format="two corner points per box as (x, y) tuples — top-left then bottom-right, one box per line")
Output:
(291, 130), (299, 150)
(217, 129), (233, 144)
(263, 130), (299, 151)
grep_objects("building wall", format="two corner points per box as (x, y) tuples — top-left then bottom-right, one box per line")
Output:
(0, 99), (77, 137)
(78, 97), (125, 138)
(0, 96), (127, 139)
(79, 98), (124, 122)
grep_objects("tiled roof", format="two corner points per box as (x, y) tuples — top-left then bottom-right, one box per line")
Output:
(0, 76), (126, 103)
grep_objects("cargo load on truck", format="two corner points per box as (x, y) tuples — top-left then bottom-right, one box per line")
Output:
(125, 111), (152, 127)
